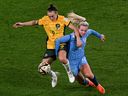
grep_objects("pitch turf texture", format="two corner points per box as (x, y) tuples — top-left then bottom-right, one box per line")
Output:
(0, 0), (128, 96)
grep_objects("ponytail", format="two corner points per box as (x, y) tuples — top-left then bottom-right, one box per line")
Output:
(67, 12), (86, 25)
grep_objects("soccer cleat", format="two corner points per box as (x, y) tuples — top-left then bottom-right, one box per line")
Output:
(51, 71), (58, 88)
(96, 84), (105, 94)
(67, 71), (75, 83)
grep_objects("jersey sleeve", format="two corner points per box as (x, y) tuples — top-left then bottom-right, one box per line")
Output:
(38, 16), (46, 26)
(63, 17), (71, 26)
(89, 29), (102, 39)
(55, 35), (71, 56)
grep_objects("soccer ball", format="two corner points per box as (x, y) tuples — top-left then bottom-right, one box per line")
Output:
(39, 64), (51, 75)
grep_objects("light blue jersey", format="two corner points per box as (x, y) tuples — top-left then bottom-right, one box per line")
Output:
(55, 29), (102, 76)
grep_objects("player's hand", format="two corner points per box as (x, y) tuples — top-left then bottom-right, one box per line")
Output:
(13, 22), (24, 28)
(101, 34), (105, 42)
(76, 39), (82, 47)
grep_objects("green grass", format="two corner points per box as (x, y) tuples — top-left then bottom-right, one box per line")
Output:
(0, 0), (128, 96)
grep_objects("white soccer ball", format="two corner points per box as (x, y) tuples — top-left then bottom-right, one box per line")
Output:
(39, 64), (51, 75)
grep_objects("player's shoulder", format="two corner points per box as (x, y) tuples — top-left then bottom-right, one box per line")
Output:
(87, 29), (95, 33)
(42, 15), (49, 19)
(58, 15), (65, 21)
(58, 15), (65, 19)
(87, 29), (94, 32)
(70, 32), (75, 39)
(40, 16), (49, 20)
(58, 15), (69, 21)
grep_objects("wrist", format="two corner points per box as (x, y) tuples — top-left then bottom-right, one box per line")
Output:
(76, 36), (80, 39)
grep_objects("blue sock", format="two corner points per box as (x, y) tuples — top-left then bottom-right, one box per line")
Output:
(89, 76), (99, 86)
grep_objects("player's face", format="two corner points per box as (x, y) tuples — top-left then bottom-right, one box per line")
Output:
(47, 11), (58, 21)
(79, 25), (88, 36)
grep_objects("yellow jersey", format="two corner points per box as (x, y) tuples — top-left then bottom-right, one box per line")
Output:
(38, 15), (70, 49)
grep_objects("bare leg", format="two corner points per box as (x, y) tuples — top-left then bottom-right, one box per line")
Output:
(75, 72), (89, 86)
(58, 50), (75, 83)
(81, 64), (105, 94)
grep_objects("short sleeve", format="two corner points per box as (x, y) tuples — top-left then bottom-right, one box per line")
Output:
(63, 17), (71, 26)
(38, 16), (46, 26)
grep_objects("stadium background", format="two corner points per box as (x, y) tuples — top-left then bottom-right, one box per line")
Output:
(0, 0), (128, 96)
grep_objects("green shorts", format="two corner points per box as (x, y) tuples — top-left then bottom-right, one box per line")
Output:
(43, 49), (56, 60)
(59, 43), (67, 50)
(43, 43), (67, 60)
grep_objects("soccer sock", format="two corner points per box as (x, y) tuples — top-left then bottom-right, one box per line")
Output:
(89, 76), (99, 86)
(82, 79), (89, 86)
(62, 59), (70, 72)
(48, 70), (55, 77)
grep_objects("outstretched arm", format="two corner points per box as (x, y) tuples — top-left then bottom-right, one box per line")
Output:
(13, 20), (38, 28)
(90, 29), (105, 42)
(55, 35), (71, 56)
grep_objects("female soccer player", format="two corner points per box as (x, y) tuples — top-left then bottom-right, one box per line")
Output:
(55, 20), (105, 94)
(13, 4), (82, 87)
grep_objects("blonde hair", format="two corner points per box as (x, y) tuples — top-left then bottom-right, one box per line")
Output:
(67, 12), (87, 27)
(79, 21), (89, 27)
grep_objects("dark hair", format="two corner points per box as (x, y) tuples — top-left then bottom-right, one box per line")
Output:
(47, 4), (58, 12)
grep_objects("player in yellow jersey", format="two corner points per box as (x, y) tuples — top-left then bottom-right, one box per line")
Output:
(13, 4), (82, 87)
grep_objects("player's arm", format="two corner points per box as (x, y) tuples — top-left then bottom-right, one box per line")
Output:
(68, 23), (82, 47)
(13, 20), (38, 28)
(90, 29), (105, 42)
(55, 35), (71, 56)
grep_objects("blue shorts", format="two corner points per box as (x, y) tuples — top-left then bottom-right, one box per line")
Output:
(69, 56), (88, 76)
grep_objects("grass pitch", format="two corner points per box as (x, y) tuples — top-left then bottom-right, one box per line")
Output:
(0, 0), (128, 96)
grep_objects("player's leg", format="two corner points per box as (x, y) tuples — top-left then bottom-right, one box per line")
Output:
(70, 60), (94, 87)
(38, 57), (54, 75)
(80, 56), (105, 94)
(38, 49), (58, 88)
(58, 43), (75, 83)
(81, 64), (105, 94)
(75, 72), (90, 86)
(58, 49), (75, 83)
(38, 57), (58, 88)
(75, 72), (96, 87)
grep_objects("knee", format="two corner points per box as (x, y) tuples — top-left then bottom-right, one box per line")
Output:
(58, 56), (67, 63)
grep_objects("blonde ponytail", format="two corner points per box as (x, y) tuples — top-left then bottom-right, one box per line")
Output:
(67, 12), (86, 25)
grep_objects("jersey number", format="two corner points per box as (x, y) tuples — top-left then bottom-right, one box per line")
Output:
(51, 31), (55, 36)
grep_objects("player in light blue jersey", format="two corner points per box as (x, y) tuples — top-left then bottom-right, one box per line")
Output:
(55, 20), (105, 94)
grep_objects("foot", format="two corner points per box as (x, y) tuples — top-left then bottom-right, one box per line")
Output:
(88, 80), (96, 87)
(67, 71), (75, 83)
(96, 84), (105, 94)
(51, 71), (58, 88)
(86, 78), (95, 87)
